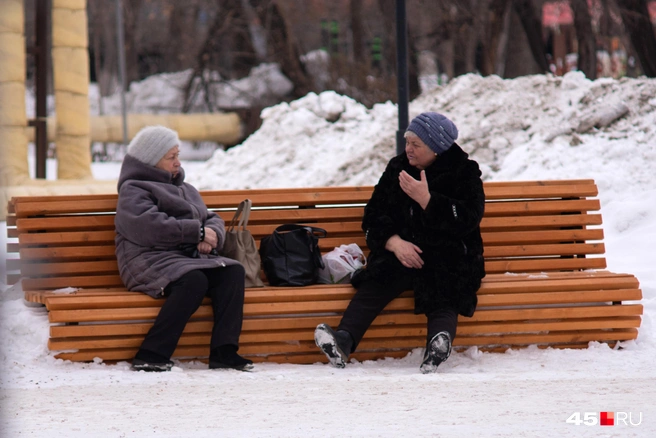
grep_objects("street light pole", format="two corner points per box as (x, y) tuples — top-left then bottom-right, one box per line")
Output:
(395, 0), (409, 156)
(116, 0), (128, 147)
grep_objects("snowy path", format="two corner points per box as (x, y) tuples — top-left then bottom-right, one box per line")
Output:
(2, 358), (655, 437)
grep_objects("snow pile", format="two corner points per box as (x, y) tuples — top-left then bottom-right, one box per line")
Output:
(189, 71), (656, 199)
(89, 63), (294, 115)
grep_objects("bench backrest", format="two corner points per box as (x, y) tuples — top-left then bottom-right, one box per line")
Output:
(5, 179), (606, 292)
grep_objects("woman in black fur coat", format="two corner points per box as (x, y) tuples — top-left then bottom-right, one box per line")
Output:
(315, 112), (486, 373)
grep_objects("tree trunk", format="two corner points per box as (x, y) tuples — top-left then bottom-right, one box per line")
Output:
(258, 0), (313, 98)
(480, 0), (511, 76)
(615, 0), (656, 77)
(167, 1), (200, 73)
(512, 0), (549, 73)
(88, 1), (117, 97)
(378, 0), (396, 77)
(121, 0), (143, 84)
(350, 0), (366, 90)
(350, 0), (364, 62)
(467, 0), (490, 74)
(495, 0), (512, 76)
(571, 0), (597, 79)
(241, 0), (268, 62)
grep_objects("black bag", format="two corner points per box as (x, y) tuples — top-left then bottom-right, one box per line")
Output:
(259, 224), (327, 286)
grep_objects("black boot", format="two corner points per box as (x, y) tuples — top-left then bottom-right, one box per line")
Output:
(209, 345), (254, 371)
(132, 349), (174, 372)
(314, 323), (353, 368)
(420, 331), (452, 374)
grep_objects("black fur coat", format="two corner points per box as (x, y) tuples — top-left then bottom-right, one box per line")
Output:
(356, 143), (485, 317)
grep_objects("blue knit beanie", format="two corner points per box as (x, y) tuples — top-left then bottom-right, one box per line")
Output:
(406, 112), (458, 155)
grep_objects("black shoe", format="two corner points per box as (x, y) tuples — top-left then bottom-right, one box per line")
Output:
(314, 323), (352, 368)
(131, 357), (174, 372)
(420, 331), (452, 374)
(209, 345), (254, 371)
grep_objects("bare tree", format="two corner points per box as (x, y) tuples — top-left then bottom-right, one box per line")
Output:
(88, 1), (117, 97)
(478, 0), (512, 76)
(615, 0), (656, 77)
(121, 0), (144, 86)
(257, 0), (314, 98)
(378, 0), (398, 77)
(166, 1), (201, 72)
(571, 0), (597, 78)
(512, 0), (549, 73)
(183, 1), (242, 112)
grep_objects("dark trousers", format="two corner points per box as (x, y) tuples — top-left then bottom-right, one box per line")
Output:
(337, 274), (458, 353)
(139, 265), (246, 360)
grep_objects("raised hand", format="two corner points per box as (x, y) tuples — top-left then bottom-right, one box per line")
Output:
(399, 170), (431, 209)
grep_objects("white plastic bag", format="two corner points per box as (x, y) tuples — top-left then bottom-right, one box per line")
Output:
(318, 243), (367, 284)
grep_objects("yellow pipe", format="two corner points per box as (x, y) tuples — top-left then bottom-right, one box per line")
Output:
(23, 113), (243, 145)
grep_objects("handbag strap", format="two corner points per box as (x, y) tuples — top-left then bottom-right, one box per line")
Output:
(274, 223), (327, 238)
(227, 199), (252, 232)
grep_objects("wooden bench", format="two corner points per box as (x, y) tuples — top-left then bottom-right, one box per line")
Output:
(4, 179), (643, 364)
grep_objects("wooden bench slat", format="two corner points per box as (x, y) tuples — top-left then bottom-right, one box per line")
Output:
(476, 289), (642, 306)
(22, 275), (125, 292)
(43, 285), (639, 313)
(43, 287), (640, 317)
(51, 325), (640, 355)
(11, 182), (602, 218)
(48, 315), (641, 352)
(480, 273), (640, 293)
(483, 242), (604, 258)
(483, 199), (600, 216)
(50, 304), (643, 339)
(17, 230), (116, 246)
(480, 214), (603, 231)
(41, 272), (641, 311)
(483, 183), (598, 199)
(13, 181), (599, 217)
(482, 228), (604, 245)
(20, 246), (118, 261)
(50, 327), (638, 363)
(13, 209), (604, 237)
(485, 257), (607, 273)
(483, 179), (595, 187)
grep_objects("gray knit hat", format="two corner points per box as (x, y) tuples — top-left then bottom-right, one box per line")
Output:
(127, 125), (180, 166)
(406, 112), (458, 155)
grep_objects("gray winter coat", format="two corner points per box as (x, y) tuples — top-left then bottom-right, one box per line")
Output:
(115, 154), (241, 298)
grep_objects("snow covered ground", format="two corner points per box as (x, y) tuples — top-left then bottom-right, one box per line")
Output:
(2, 71), (656, 437)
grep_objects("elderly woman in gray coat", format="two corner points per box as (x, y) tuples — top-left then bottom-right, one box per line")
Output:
(115, 125), (252, 372)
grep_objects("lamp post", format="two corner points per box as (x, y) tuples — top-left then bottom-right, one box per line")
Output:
(395, 0), (409, 156)
(116, 0), (128, 147)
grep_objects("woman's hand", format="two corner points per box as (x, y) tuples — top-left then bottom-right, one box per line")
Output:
(399, 170), (431, 209)
(385, 235), (424, 269)
(197, 241), (213, 254)
(203, 227), (218, 248)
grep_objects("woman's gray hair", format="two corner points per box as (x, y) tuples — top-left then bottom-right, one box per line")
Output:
(404, 130), (419, 139)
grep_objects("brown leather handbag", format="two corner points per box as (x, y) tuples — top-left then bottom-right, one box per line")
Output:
(220, 199), (265, 287)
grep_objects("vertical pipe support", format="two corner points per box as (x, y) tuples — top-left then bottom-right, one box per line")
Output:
(0, 0), (30, 186)
(52, 0), (93, 179)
